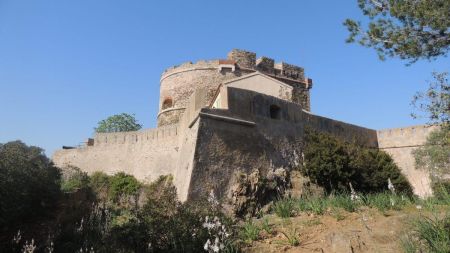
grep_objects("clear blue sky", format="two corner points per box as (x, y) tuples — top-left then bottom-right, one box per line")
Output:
(0, 1), (448, 156)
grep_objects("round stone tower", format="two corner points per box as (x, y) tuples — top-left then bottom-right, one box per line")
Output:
(157, 49), (312, 126)
(157, 49), (256, 126)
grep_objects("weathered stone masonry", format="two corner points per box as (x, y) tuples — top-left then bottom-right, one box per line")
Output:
(53, 49), (436, 201)
(158, 49), (312, 127)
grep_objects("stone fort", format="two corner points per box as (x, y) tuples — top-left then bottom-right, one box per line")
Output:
(53, 49), (435, 202)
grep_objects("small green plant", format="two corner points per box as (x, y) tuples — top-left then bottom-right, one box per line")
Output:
(261, 218), (272, 234)
(329, 194), (359, 212)
(364, 193), (393, 215)
(280, 227), (300, 246)
(331, 207), (345, 221)
(307, 198), (326, 215)
(303, 219), (322, 227)
(273, 199), (296, 218)
(240, 220), (260, 243)
(400, 234), (419, 253)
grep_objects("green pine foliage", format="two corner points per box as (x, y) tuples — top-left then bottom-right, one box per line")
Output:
(302, 129), (413, 195)
(344, 0), (450, 63)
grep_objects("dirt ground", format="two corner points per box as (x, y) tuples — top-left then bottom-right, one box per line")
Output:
(241, 206), (438, 253)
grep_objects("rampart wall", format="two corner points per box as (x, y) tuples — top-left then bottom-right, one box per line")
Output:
(377, 125), (439, 197)
(186, 87), (378, 202)
(53, 125), (180, 183)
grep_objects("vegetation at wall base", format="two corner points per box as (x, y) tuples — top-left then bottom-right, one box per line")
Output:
(0, 141), (246, 253)
(301, 129), (413, 195)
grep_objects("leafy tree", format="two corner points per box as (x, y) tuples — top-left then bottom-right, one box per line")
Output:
(0, 141), (61, 230)
(346, 0), (449, 194)
(411, 72), (449, 126)
(413, 127), (450, 181)
(344, 0), (450, 63)
(411, 73), (449, 186)
(95, 113), (142, 133)
(302, 130), (412, 194)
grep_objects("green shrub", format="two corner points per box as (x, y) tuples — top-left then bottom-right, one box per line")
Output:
(108, 172), (141, 201)
(302, 129), (413, 195)
(273, 199), (297, 218)
(89, 171), (110, 192)
(60, 167), (90, 192)
(0, 141), (61, 230)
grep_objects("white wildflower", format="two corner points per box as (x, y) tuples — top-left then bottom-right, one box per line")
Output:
(349, 182), (360, 201)
(13, 230), (21, 244)
(202, 215), (231, 252)
(204, 239), (211, 251)
(388, 178), (395, 194)
(22, 239), (36, 253)
(208, 190), (219, 208)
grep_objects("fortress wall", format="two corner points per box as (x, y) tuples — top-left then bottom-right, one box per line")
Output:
(302, 112), (378, 147)
(377, 125), (439, 197)
(53, 125), (180, 183)
(186, 88), (378, 202)
(224, 87), (378, 147)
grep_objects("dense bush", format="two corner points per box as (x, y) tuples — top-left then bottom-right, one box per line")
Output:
(302, 130), (413, 195)
(108, 172), (141, 202)
(0, 141), (61, 230)
(60, 166), (90, 192)
(4, 168), (234, 253)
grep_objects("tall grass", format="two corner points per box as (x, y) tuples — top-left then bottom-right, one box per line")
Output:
(273, 199), (297, 218)
(328, 194), (360, 212)
(240, 220), (260, 243)
(401, 213), (450, 253)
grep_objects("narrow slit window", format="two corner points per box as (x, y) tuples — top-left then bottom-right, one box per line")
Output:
(270, 105), (281, 119)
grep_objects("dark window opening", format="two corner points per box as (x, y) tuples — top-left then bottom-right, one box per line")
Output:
(270, 105), (281, 119)
(162, 98), (173, 110)
(220, 67), (233, 73)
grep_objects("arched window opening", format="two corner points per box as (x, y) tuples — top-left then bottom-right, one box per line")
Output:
(162, 98), (173, 110)
(270, 104), (281, 119)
